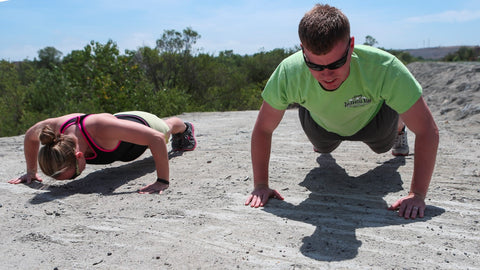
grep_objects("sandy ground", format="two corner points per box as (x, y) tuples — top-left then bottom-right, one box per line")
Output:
(0, 62), (479, 269)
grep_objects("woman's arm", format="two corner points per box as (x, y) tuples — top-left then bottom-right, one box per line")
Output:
(8, 123), (44, 184)
(8, 114), (82, 184)
(86, 114), (170, 193)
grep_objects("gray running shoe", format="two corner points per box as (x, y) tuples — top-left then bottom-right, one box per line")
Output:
(392, 128), (409, 156)
(171, 122), (197, 151)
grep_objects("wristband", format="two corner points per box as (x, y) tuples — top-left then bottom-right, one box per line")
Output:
(156, 178), (170, 185)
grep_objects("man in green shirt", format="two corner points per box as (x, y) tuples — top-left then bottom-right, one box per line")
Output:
(245, 4), (439, 219)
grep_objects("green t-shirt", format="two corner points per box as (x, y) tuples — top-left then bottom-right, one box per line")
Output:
(262, 45), (422, 136)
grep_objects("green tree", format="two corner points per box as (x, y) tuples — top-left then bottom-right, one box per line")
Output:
(243, 48), (295, 86)
(0, 61), (27, 136)
(16, 60), (37, 86)
(0, 28), (298, 137)
(36, 46), (63, 69)
(443, 46), (480, 61)
(156, 27), (200, 55)
(153, 28), (201, 90)
(383, 49), (420, 64)
(134, 46), (163, 92)
(62, 40), (139, 112)
(363, 35), (378, 47)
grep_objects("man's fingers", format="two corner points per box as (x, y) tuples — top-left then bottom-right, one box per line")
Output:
(410, 206), (419, 219)
(418, 207), (425, 218)
(273, 190), (284, 200)
(388, 203), (398, 211)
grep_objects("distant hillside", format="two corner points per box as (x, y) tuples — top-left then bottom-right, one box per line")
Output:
(401, 46), (468, 60)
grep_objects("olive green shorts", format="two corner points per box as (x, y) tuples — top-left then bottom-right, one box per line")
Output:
(299, 102), (399, 154)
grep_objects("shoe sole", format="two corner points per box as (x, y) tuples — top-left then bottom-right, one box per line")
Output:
(172, 122), (197, 151)
(391, 151), (409, 156)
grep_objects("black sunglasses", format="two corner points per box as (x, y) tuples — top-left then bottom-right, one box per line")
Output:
(70, 159), (81, 180)
(302, 38), (351, 71)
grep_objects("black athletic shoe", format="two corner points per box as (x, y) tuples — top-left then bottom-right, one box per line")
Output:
(171, 122), (197, 151)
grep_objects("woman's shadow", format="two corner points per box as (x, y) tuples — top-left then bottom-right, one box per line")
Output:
(28, 151), (184, 204)
(263, 154), (445, 261)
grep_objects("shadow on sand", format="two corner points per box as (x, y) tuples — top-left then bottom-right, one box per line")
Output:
(263, 154), (445, 261)
(27, 150), (184, 204)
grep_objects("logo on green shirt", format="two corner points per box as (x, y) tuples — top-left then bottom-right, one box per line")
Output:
(344, 95), (372, 108)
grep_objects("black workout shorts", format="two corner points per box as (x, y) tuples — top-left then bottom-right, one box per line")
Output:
(298, 102), (399, 154)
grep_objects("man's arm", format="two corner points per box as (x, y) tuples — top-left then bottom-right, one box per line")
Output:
(245, 101), (286, 207)
(389, 96), (439, 218)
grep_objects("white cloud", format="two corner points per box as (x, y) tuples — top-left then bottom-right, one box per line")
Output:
(406, 10), (480, 23)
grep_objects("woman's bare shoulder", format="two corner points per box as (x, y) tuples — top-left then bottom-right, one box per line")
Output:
(26, 113), (85, 137)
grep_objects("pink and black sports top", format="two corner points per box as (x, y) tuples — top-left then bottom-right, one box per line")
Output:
(60, 114), (149, 164)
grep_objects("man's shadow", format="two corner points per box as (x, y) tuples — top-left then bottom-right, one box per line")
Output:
(28, 150), (184, 204)
(263, 154), (445, 261)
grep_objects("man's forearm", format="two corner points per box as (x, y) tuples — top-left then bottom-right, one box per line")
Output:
(251, 129), (273, 189)
(409, 132), (439, 198)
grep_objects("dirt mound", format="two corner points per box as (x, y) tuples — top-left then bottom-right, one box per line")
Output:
(408, 61), (480, 136)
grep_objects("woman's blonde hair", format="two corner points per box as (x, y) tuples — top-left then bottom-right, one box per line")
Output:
(38, 125), (77, 179)
(298, 4), (350, 55)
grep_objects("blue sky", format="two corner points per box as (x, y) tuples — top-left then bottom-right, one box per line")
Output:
(1, 0), (479, 61)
